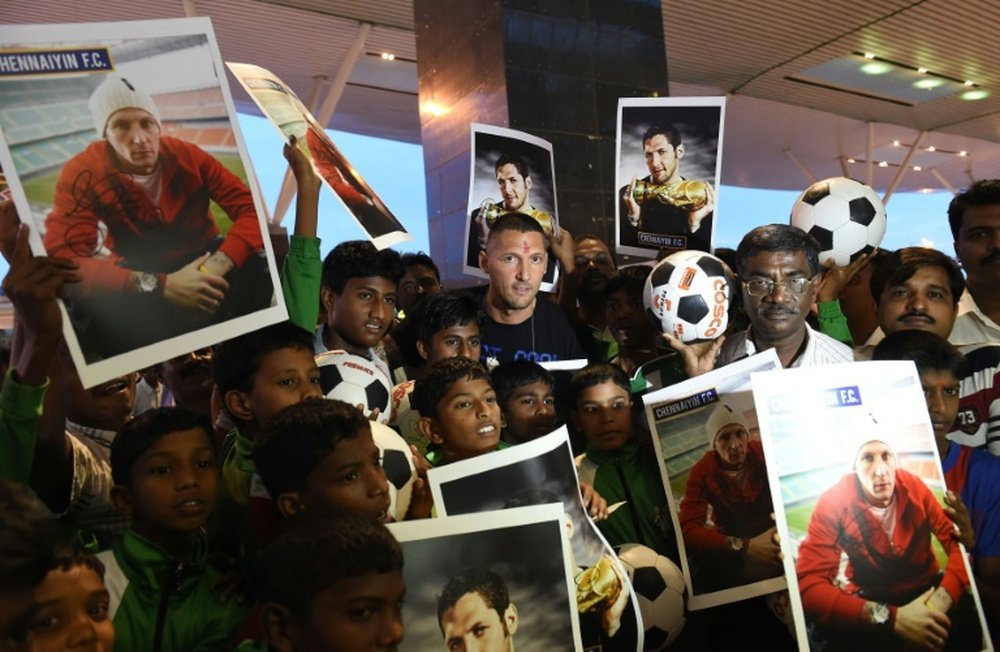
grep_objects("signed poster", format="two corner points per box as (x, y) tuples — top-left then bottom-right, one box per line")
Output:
(0, 18), (283, 388)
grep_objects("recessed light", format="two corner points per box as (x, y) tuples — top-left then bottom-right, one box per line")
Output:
(912, 165), (922, 171)
(381, 52), (396, 61)
(917, 67), (928, 74)
(878, 161), (889, 167)
(962, 89), (989, 101)
(926, 146), (936, 152)
(914, 78), (943, 90)
(861, 61), (892, 75)
(964, 80), (976, 86)
(959, 150), (968, 157)
(863, 52), (876, 59)
(846, 158), (856, 164)
(892, 139), (900, 147)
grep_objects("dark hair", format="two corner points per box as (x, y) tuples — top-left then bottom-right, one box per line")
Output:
(253, 399), (369, 498)
(605, 266), (651, 298)
(402, 252), (441, 283)
(212, 321), (314, 396)
(871, 330), (969, 379)
(411, 357), (491, 420)
(110, 407), (213, 485)
(490, 360), (554, 407)
(0, 481), (60, 590)
(412, 291), (483, 346)
(869, 247), (965, 307)
(641, 124), (681, 148)
(735, 224), (821, 277)
(570, 363), (630, 404)
(947, 179), (1000, 240)
(485, 212), (546, 246)
(258, 508), (403, 618)
(321, 240), (405, 294)
(437, 568), (510, 632)
(494, 153), (529, 180)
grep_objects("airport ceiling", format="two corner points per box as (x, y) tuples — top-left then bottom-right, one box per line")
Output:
(6, 0), (1000, 194)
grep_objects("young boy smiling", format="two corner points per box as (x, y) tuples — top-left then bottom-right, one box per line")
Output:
(411, 357), (507, 466)
(101, 407), (247, 652)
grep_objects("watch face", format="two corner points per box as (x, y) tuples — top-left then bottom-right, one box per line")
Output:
(871, 603), (890, 625)
(138, 273), (158, 293)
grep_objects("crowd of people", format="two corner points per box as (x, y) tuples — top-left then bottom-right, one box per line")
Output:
(0, 80), (998, 652)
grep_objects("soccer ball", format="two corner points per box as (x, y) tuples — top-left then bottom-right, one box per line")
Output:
(644, 251), (733, 343)
(315, 350), (391, 424)
(616, 544), (686, 651)
(370, 421), (417, 521)
(789, 176), (887, 267)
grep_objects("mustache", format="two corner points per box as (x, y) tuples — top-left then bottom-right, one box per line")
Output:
(755, 304), (800, 318)
(982, 250), (1000, 265)
(899, 311), (935, 322)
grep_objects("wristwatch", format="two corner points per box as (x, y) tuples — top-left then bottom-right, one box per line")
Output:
(868, 602), (891, 627)
(134, 272), (160, 294)
(728, 536), (745, 553)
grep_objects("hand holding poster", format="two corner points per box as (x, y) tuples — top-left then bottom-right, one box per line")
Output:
(642, 350), (786, 610)
(615, 97), (725, 258)
(752, 361), (991, 651)
(0, 18), (284, 388)
(227, 61), (410, 250)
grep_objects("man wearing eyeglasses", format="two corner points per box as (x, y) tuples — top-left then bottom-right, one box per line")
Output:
(717, 224), (857, 368)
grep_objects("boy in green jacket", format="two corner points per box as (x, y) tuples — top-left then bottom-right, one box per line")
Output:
(100, 407), (247, 651)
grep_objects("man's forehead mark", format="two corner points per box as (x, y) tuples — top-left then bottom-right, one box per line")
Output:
(522, 239), (530, 254)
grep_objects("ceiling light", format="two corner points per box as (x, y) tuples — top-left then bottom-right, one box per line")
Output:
(917, 67), (928, 74)
(962, 89), (989, 100)
(422, 100), (447, 117)
(846, 158), (856, 163)
(964, 80), (975, 86)
(863, 52), (876, 59)
(926, 146), (936, 152)
(878, 161), (889, 167)
(914, 78), (943, 90)
(892, 139), (900, 146)
(861, 61), (892, 75)
(381, 52), (396, 61)
(918, 189), (934, 194)
(959, 150), (968, 157)
(912, 165), (922, 171)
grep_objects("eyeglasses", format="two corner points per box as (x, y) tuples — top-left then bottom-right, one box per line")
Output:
(742, 276), (813, 297)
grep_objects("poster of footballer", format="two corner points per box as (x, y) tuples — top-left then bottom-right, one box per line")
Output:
(0, 18), (284, 388)
(388, 505), (581, 651)
(227, 61), (410, 250)
(429, 427), (647, 652)
(615, 96), (724, 258)
(465, 123), (560, 291)
(642, 350), (786, 610)
(752, 361), (991, 651)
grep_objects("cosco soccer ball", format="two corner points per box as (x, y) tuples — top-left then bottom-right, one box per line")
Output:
(790, 176), (887, 267)
(315, 350), (391, 424)
(616, 544), (686, 651)
(370, 421), (417, 521)
(644, 251), (733, 343)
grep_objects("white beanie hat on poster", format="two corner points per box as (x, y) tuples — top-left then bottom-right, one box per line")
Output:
(88, 75), (161, 136)
(705, 402), (750, 448)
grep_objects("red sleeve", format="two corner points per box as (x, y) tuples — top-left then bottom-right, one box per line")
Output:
(795, 480), (869, 627)
(917, 474), (969, 603)
(191, 146), (262, 269)
(679, 455), (730, 553)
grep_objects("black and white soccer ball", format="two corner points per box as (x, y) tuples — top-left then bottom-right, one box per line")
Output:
(370, 421), (417, 521)
(616, 544), (686, 651)
(315, 350), (391, 424)
(790, 176), (887, 267)
(644, 251), (734, 343)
